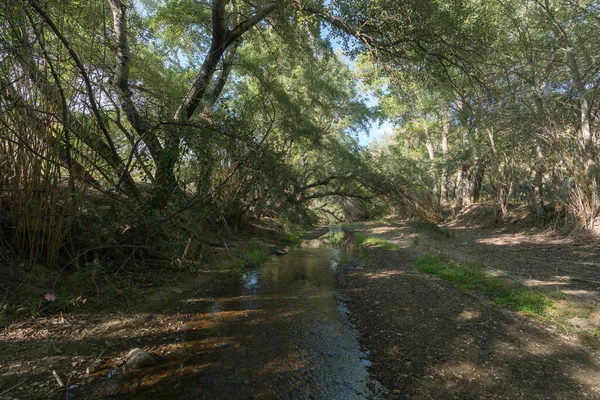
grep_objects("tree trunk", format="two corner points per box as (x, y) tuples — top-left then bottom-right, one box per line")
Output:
(455, 168), (464, 210)
(174, 0), (277, 121)
(454, 97), (472, 210)
(531, 94), (546, 218)
(440, 109), (450, 203)
(472, 159), (486, 202)
(539, 0), (599, 217)
(109, 0), (276, 202)
(566, 48), (598, 214)
(424, 126), (438, 205)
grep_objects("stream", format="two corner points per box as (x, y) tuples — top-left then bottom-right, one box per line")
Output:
(73, 229), (385, 399)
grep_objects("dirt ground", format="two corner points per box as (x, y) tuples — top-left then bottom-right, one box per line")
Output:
(339, 245), (600, 399)
(352, 208), (600, 338)
(337, 207), (600, 399)
(2, 212), (600, 399)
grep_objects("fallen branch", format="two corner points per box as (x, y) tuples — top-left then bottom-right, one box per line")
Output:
(52, 370), (64, 388)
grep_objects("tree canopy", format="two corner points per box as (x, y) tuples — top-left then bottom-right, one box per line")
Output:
(1, 0), (599, 263)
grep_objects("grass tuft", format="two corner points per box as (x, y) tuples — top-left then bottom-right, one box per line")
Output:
(354, 232), (398, 249)
(415, 256), (552, 316)
(223, 247), (271, 275)
(281, 231), (304, 246)
(336, 221), (368, 229)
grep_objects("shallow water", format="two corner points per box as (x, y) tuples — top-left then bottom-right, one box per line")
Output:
(73, 229), (384, 399)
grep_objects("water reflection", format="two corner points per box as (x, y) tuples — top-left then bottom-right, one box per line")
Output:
(72, 229), (384, 399)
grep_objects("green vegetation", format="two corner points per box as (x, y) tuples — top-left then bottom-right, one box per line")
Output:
(411, 235), (422, 247)
(53, 291), (86, 312)
(337, 221), (368, 229)
(354, 233), (398, 250)
(415, 256), (553, 316)
(2, 0), (599, 339)
(223, 247), (271, 276)
(281, 231), (304, 247)
(3, 0), (599, 272)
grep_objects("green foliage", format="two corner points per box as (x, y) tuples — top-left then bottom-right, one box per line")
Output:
(281, 231), (304, 247)
(5, 0), (600, 274)
(415, 256), (553, 316)
(223, 247), (271, 275)
(53, 290), (85, 312)
(65, 260), (106, 291)
(412, 235), (421, 246)
(354, 232), (398, 249)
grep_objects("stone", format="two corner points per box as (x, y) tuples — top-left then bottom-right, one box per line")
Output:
(124, 348), (156, 369)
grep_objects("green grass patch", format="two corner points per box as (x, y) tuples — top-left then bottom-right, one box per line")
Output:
(281, 231), (304, 246)
(336, 221), (368, 229)
(354, 232), (398, 249)
(415, 256), (553, 316)
(223, 247), (271, 275)
(414, 221), (453, 238)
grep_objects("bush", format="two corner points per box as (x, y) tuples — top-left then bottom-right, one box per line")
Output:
(413, 221), (453, 238)
(281, 231), (304, 246)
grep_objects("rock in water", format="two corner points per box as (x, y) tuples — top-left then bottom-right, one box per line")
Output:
(273, 249), (287, 256)
(124, 348), (156, 368)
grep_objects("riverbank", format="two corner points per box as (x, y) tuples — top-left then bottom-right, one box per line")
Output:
(0, 222), (288, 399)
(3, 221), (600, 399)
(338, 219), (600, 398)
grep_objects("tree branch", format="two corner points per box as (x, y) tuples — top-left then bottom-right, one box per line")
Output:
(27, 0), (140, 199)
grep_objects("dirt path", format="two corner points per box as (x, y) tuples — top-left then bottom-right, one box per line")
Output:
(437, 223), (600, 299)
(358, 221), (600, 296)
(354, 219), (600, 335)
(340, 244), (600, 399)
